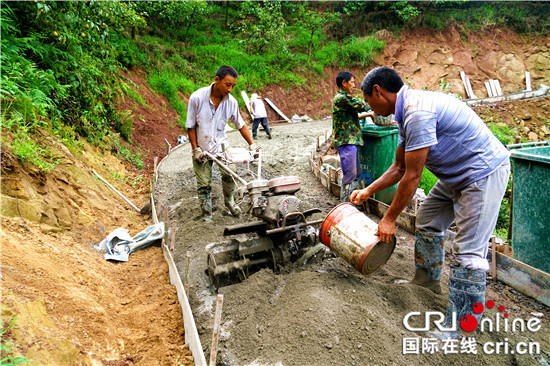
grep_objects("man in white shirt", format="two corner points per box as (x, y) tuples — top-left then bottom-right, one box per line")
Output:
(249, 93), (272, 139)
(186, 65), (257, 221)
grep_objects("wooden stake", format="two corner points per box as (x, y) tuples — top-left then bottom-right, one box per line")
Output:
(153, 156), (158, 186)
(209, 294), (224, 366)
(491, 237), (497, 281)
(184, 251), (191, 294)
(170, 220), (177, 251)
(163, 208), (169, 247)
(157, 191), (162, 219)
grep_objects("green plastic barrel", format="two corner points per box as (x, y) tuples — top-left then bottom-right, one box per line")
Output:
(358, 124), (399, 205)
(510, 145), (550, 273)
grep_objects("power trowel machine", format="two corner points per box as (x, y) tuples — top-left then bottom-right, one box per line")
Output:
(203, 146), (323, 290)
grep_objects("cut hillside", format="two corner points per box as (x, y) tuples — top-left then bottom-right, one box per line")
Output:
(1, 25), (549, 365)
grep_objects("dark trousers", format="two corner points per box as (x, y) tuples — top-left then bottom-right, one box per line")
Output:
(252, 117), (270, 137)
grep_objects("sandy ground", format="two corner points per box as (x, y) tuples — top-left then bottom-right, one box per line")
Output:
(157, 119), (549, 366)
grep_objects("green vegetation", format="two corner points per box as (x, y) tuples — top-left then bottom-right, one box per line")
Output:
(1, 1), (145, 170)
(418, 168), (438, 195)
(2, 0), (548, 174)
(1, 314), (30, 365)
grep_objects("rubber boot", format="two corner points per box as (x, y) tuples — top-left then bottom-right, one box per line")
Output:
(430, 266), (486, 340)
(340, 180), (358, 203)
(222, 181), (241, 217)
(199, 193), (213, 221)
(446, 265), (486, 326)
(409, 232), (445, 294)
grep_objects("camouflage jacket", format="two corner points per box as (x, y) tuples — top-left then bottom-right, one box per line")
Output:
(332, 90), (369, 147)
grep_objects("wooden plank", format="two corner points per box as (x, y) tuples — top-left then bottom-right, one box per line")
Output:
(495, 80), (503, 96)
(525, 71), (532, 91)
(150, 181), (159, 225)
(319, 170), (329, 190)
(264, 97), (291, 123)
(490, 250), (550, 307)
(489, 79), (500, 96)
(151, 178), (206, 365)
(460, 71), (471, 98)
(241, 91), (253, 119)
(162, 243), (207, 365)
(485, 81), (495, 97)
(465, 75), (477, 99)
(366, 198), (416, 234)
(209, 294), (224, 366)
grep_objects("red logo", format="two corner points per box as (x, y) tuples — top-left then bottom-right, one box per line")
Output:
(460, 300), (507, 332)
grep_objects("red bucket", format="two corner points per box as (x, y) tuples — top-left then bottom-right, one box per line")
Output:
(320, 203), (395, 276)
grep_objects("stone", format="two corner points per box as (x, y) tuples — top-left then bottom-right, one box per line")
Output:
(518, 109), (532, 120)
(541, 125), (550, 135)
(523, 127), (531, 134)
(528, 132), (539, 142)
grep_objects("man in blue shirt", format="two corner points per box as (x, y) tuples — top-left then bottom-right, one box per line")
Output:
(351, 67), (510, 332)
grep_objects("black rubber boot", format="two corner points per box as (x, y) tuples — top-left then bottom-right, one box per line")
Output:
(409, 232), (445, 294)
(429, 266), (486, 340)
(446, 265), (486, 325)
(199, 193), (213, 221)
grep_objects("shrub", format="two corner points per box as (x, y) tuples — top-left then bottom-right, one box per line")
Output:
(337, 36), (385, 67)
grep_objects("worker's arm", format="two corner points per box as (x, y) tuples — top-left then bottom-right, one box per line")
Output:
(350, 146), (407, 205)
(342, 93), (368, 113)
(377, 147), (428, 242)
(188, 128), (198, 150)
(358, 111), (375, 120)
(238, 124), (254, 146)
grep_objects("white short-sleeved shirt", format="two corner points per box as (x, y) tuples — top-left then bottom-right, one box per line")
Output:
(251, 98), (267, 119)
(185, 83), (245, 154)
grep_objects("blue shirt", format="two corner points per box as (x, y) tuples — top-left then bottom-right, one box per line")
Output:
(395, 86), (510, 190)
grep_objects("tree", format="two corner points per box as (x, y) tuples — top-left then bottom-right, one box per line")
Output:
(235, 1), (288, 54)
(299, 8), (341, 60)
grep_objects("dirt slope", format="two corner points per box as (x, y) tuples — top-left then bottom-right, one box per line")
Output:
(1, 25), (549, 365)
(1, 101), (192, 364)
(261, 26), (550, 131)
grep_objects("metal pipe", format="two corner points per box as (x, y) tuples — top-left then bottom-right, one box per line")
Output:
(93, 170), (140, 212)
(203, 151), (248, 186)
(507, 140), (549, 149)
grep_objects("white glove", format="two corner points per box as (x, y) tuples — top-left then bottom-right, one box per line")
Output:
(192, 147), (205, 163)
(249, 143), (260, 159)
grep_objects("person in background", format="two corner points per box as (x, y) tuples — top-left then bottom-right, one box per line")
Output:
(332, 71), (374, 202)
(186, 65), (259, 221)
(250, 93), (272, 139)
(351, 67), (510, 336)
